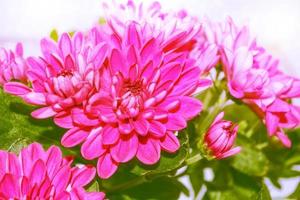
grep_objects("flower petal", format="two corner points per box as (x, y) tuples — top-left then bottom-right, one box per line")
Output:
(137, 138), (161, 165)
(97, 153), (118, 179)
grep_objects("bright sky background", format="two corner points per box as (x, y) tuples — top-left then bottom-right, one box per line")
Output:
(0, 0), (299, 199)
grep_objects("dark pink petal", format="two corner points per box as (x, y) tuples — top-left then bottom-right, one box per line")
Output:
(97, 153), (118, 179)
(111, 49), (127, 76)
(61, 128), (88, 147)
(31, 106), (57, 119)
(137, 138), (161, 165)
(126, 23), (141, 49)
(140, 38), (156, 63)
(7, 154), (21, 177)
(0, 174), (19, 198)
(81, 128), (105, 160)
(110, 134), (138, 163)
(4, 82), (31, 95)
(160, 131), (180, 153)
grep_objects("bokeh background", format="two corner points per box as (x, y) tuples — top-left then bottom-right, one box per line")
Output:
(0, 0), (299, 199)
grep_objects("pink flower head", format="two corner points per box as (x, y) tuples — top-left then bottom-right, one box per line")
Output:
(0, 143), (105, 199)
(0, 43), (28, 85)
(206, 17), (300, 147)
(204, 112), (241, 159)
(61, 21), (206, 179)
(102, 0), (201, 55)
(4, 32), (108, 124)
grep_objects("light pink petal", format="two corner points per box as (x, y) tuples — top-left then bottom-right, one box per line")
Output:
(81, 128), (106, 160)
(217, 146), (242, 159)
(85, 192), (105, 200)
(276, 130), (292, 148)
(102, 126), (120, 145)
(265, 112), (279, 135)
(52, 166), (71, 194)
(72, 108), (99, 126)
(97, 153), (118, 179)
(160, 131), (180, 153)
(23, 92), (46, 105)
(110, 134), (138, 163)
(31, 106), (57, 119)
(45, 146), (62, 178)
(61, 128), (88, 147)
(7, 154), (21, 177)
(4, 82), (31, 96)
(118, 122), (133, 134)
(212, 112), (224, 125)
(59, 33), (72, 57)
(137, 138), (161, 165)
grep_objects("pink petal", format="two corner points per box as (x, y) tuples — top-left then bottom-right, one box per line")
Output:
(85, 192), (105, 200)
(276, 130), (292, 148)
(102, 126), (120, 145)
(54, 111), (73, 129)
(177, 96), (202, 120)
(23, 92), (46, 105)
(52, 166), (71, 194)
(137, 137), (161, 165)
(81, 128), (105, 160)
(72, 108), (99, 126)
(0, 174), (18, 198)
(111, 49), (127, 76)
(166, 114), (187, 131)
(59, 33), (72, 57)
(4, 82), (31, 96)
(97, 153), (118, 179)
(160, 131), (180, 153)
(61, 128), (88, 147)
(45, 146), (62, 178)
(29, 159), (46, 184)
(149, 120), (166, 138)
(31, 106), (57, 119)
(110, 134), (138, 163)
(265, 112), (279, 135)
(71, 165), (96, 187)
(132, 118), (150, 136)
(217, 146), (241, 159)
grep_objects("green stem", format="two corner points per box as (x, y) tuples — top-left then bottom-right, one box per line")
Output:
(105, 175), (147, 193)
(185, 154), (203, 165)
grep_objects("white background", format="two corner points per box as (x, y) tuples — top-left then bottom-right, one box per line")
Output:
(0, 0), (300, 199)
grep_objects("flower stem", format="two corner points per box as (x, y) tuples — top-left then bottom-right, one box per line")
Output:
(185, 154), (203, 165)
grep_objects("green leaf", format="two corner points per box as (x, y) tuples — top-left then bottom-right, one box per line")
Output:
(255, 182), (272, 200)
(50, 29), (59, 41)
(0, 90), (82, 160)
(231, 143), (269, 177)
(108, 177), (187, 200)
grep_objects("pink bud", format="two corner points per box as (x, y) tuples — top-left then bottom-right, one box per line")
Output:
(204, 112), (241, 159)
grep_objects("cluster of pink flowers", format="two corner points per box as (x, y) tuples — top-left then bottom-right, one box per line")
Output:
(0, 0), (298, 185)
(201, 18), (300, 147)
(0, 143), (104, 199)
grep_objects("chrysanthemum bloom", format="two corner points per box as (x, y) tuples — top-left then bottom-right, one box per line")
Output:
(0, 143), (105, 199)
(204, 112), (241, 159)
(0, 43), (28, 85)
(4, 32), (108, 126)
(205, 18), (300, 147)
(102, 0), (201, 55)
(60, 21), (208, 179)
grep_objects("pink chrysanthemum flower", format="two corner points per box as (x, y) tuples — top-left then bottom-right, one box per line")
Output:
(0, 43), (28, 85)
(204, 112), (241, 159)
(102, 0), (201, 55)
(4, 32), (108, 125)
(60, 21), (207, 179)
(203, 18), (300, 147)
(0, 143), (105, 199)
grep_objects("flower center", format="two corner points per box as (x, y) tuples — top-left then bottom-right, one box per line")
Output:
(57, 69), (73, 77)
(123, 79), (143, 95)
